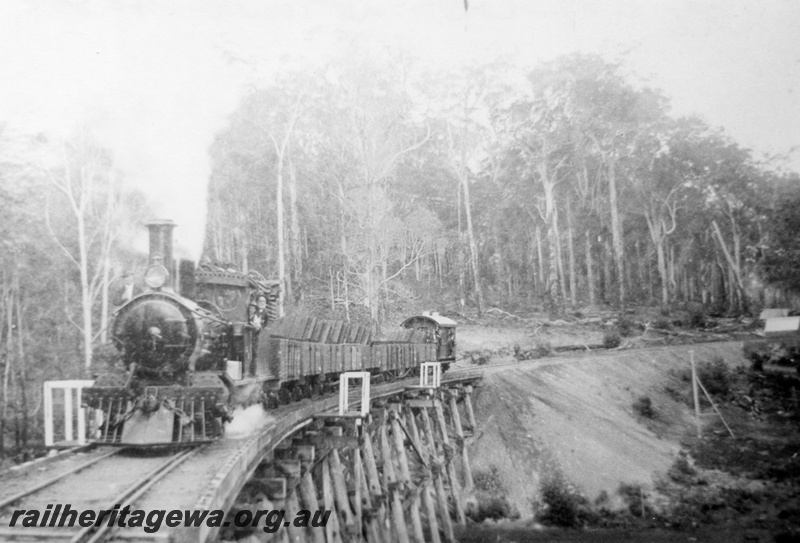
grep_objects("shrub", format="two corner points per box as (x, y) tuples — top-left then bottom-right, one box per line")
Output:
(594, 490), (610, 508)
(652, 318), (671, 330)
(617, 317), (636, 337)
(668, 455), (696, 484)
(697, 357), (731, 396)
(603, 330), (621, 349)
(742, 341), (768, 371)
(534, 340), (553, 357)
(473, 466), (504, 493)
(468, 351), (488, 365)
(663, 385), (682, 402)
(617, 483), (652, 518)
(632, 396), (655, 418)
(468, 496), (520, 522)
(687, 308), (707, 329)
(538, 474), (591, 527)
(469, 466), (520, 522)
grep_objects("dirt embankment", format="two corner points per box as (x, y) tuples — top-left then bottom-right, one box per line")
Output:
(466, 342), (745, 518)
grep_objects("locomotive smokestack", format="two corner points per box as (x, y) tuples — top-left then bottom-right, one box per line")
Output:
(144, 219), (176, 291)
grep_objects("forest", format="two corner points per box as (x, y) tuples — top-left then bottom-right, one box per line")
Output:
(1, 51), (799, 462)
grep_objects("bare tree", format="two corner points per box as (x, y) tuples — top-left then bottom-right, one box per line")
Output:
(43, 136), (117, 369)
(267, 93), (304, 317)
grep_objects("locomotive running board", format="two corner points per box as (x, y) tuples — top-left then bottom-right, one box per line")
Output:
(121, 405), (175, 444)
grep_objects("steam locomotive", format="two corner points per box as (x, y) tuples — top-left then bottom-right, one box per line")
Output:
(83, 220), (456, 446)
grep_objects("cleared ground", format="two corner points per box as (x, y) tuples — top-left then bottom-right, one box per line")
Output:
(467, 343), (731, 515)
(459, 339), (800, 541)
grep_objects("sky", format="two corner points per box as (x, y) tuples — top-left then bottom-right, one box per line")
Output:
(0, 0), (798, 258)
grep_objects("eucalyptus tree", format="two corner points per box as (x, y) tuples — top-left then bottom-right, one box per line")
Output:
(0, 136), (45, 457)
(41, 133), (121, 370)
(494, 58), (636, 309)
(567, 58), (671, 306)
(2, 128), (131, 456)
(627, 115), (691, 306)
(313, 51), (433, 326)
(689, 132), (770, 312)
(206, 77), (314, 315)
(416, 65), (512, 315)
(761, 173), (800, 294)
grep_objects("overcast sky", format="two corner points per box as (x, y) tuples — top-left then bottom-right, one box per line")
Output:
(1, 0), (797, 258)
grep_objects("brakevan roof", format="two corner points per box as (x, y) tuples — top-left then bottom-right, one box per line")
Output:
(400, 313), (457, 328)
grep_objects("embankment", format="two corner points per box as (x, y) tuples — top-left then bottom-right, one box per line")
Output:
(466, 342), (747, 517)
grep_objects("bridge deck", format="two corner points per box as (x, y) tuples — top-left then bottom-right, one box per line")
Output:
(0, 369), (482, 543)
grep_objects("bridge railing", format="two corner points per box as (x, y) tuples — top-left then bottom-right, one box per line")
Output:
(43, 380), (96, 447)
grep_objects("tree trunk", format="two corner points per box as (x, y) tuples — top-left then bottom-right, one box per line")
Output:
(15, 287), (28, 453)
(2, 268), (13, 457)
(275, 157), (286, 317)
(461, 174), (483, 315)
(240, 232), (249, 274)
(607, 157), (626, 305)
(99, 253), (111, 344)
(585, 230), (596, 306)
(711, 220), (747, 312)
(329, 268), (335, 311)
(644, 211), (670, 306)
(537, 155), (561, 309)
(98, 183), (113, 345)
(634, 240), (646, 304)
(656, 241), (668, 305)
(668, 243), (677, 300)
(553, 206), (568, 305)
(78, 212), (93, 370)
(270, 104), (301, 318)
(566, 204), (577, 306)
(339, 202), (350, 323)
(288, 161), (303, 303)
(603, 237), (612, 303)
(457, 186), (466, 316)
(528, 228), (537, 293)
(647, 246), (655, 302)
(536, 226), (545, 295)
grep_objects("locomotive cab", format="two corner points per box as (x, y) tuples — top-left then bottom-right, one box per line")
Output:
(194, 268), (279, 380)
(195, 269), (251, 323)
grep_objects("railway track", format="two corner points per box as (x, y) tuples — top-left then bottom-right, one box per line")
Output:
(455, 337), (748, 375)
(0, 447), (201, 542)
(0, 448), (120, 511)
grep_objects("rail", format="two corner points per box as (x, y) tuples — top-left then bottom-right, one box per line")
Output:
(0, 449), (120, 510)
(186, 368), (482, 543)
(0, 448), (201, 543)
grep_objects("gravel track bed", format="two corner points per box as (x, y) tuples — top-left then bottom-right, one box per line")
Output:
(0, 447), (119, 504)
(0, 450), (177, 522)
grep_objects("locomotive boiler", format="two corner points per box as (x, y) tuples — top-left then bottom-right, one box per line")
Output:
(83, 220), (456, 447)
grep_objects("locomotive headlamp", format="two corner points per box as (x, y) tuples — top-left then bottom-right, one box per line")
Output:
(144, 264), (169, 289)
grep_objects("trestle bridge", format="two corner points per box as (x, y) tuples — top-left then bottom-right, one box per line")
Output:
(0, 365), (483, 543)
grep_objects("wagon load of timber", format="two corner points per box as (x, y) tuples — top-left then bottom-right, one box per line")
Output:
(267, 316), (372, 344)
